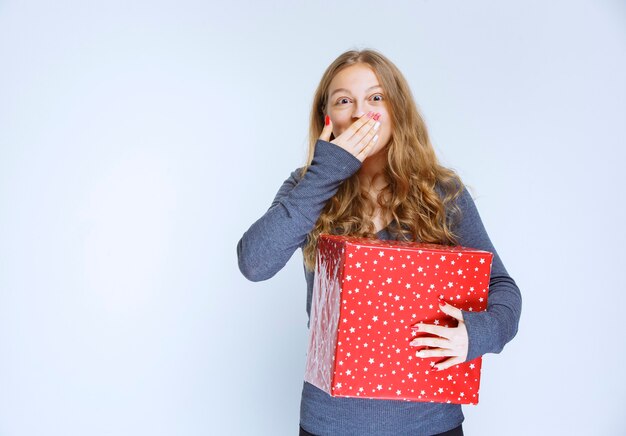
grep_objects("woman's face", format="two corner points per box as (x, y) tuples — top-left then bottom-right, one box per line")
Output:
(326, 63), (393, 157)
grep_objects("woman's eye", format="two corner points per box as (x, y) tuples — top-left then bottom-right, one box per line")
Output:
(338, 98), (350, 104)
(372, 94), (384, 101)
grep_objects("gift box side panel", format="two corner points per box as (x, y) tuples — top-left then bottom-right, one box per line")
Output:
(304, 236), (346, 394)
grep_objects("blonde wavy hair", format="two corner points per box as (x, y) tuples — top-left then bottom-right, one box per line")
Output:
(302, 49), (465, 271)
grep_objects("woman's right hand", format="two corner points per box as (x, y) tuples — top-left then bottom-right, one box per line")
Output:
(319, 112), (381, 163)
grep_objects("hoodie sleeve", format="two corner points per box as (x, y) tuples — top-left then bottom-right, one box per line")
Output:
(454, 187), (523, 361)
(237, 140), (361, 282)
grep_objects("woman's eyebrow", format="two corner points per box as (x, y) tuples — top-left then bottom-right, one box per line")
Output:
(330, 85), (382, 98)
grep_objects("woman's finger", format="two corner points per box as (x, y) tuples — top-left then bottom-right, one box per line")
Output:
(409, 336), (448, 348)
(415, 347), (457, 358)
(412, 323), (453, 339)
(336, 113), (377, 149)
(318, 115), (333, 142)
(432, 355), (465, 371)
(329, 112), (382, 160)
(355, 131), (379, 161)
(348, 114), (380, 150)
(439, 299), (464, 321)
(341, 111), (375, 142)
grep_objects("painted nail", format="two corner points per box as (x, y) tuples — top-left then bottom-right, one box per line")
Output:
(439, 299), (447, 306)
(373, 113), (381, 121)
(325, 115), (330, 126)
(367, 111), (374, 118)
(412, 325), (420, 330)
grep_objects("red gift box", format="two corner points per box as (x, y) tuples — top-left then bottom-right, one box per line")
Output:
(304, 234), (493, 405)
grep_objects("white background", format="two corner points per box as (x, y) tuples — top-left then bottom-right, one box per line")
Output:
(1, 0), (625, 435)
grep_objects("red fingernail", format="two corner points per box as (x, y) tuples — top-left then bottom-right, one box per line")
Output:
(367, 111), (374, 118)
(439, 299), (447, 306)
(325, 115), (330, 126)
(412, 325), (419, 330)
(373, 113), (381, 121)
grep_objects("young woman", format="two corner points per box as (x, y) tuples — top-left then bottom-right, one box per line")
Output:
(237, 49), (522, 436)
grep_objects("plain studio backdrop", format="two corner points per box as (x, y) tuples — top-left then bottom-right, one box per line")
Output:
(1, 0), (624, 435)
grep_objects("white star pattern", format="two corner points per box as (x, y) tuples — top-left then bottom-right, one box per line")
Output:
(305, 235), (490, 404)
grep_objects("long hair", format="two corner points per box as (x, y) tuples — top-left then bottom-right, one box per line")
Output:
(302, 49), (465, 271)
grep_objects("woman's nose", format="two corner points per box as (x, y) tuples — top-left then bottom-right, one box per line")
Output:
(352, 103), (368, 119)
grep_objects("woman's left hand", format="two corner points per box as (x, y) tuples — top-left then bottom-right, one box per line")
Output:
(409, 300), (469, 371)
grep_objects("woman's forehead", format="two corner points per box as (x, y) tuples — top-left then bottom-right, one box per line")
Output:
(329, 64), (381, 94)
